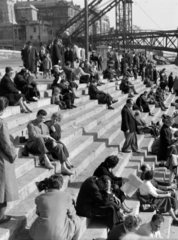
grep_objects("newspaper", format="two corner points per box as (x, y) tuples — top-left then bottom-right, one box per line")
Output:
(121, 173), (143, 197)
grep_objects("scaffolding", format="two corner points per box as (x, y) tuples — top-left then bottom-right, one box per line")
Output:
(116, 0), (133, 33)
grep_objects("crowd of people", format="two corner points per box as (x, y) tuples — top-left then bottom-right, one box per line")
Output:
(1, 41), (178, 240)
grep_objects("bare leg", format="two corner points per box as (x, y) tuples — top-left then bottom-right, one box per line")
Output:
(61, 162), (74, 175)
(23, 101), (32, 113)
(43, 154), (54, 169)
(169, 207), (178, 221)
(18, 97), (28, 113)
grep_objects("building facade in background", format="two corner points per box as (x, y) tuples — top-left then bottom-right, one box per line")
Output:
(0, 0), (110, 49)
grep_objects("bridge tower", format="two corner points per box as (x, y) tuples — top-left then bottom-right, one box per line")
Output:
(115, 0), (133, 47)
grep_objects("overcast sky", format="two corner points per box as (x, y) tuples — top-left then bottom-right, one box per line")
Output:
(72, 0), (178, 30)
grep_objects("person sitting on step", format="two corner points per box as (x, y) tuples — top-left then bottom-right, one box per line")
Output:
(30, 174), (80, 240)
(14, 68), (40, 102)
(76, 175), (123, 231)
(23, 109), (74, 175)
(0, 67), (32, 113)
(120, 77), (138, 98)
(107, 214), (142, 240)
(74, 61), (90, 84)
(136, 91), (154, 116)
(45, 113), (73, 168)
(155, 87), (168, 111)
(140, 163), (176, 190)
(136, 214), (164, 238)
(88, 79), (118, 110)
(134, 111), (159, 137)
(93, 155), (133, 214)
(138, 170), (178, 225)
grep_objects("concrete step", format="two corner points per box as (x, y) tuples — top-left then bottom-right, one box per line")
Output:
(7, 104), (59, 131)
(39, 89), (52, 98)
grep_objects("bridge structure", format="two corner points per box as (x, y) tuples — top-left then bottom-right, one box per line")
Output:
(83, 29), (178, 53)
(58, 0), (178, 53)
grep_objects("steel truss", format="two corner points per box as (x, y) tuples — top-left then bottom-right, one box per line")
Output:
(76, 30), (178, 52)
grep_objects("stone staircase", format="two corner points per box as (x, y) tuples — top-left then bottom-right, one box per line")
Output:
(0, 75), (176, 240)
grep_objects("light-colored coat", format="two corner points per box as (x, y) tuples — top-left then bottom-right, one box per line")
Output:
(30, 190), (80, 240)
(0, 118), (19, 203)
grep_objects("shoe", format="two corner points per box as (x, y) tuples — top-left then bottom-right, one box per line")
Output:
(21, 109), (29, 113)
(0, 215), (11, 224)
(122, 150), (131, 153)
(164, 107), (168, 109)
(97, 83), (101, 86)
(134, 92), (138, 95)
(22, 147), (29, 157)
(32, 97), (39, 101)
(172, 219), (178, 226)
(108, 106), (114, 110)
(161, 109), (166, 111)
(133, 151), (141, 154)
(68, 106), (73, 109)
(74, 96), (79, 99)
(149, 112), (154, 116)
(128, 94), (134, 98)
(72, 105), (77, 108)
(112, 99), (118, 104)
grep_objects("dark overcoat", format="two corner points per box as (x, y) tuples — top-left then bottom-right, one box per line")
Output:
(121, 105), (137, 133)
(23, 47), (38, 73)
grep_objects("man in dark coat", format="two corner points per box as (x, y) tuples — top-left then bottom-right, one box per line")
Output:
(52, 39), (63, 66)
(158, 116), (177, 161)
(121, 98), (139, 153)
(22, 41), (38, 73)
(64, 47), (74, 66)
(168, 72), (174, 93)
(76, 176), (122, 230)
(89, 80), (118, 109)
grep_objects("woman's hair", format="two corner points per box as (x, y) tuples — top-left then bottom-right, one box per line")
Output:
(104, 155), (119, 169)
(124, 215), (142, 232)
(134, 111), (140, 116)
(51, 112), (61, 122)
(48, 174), (63, 190)
(0, 97), (9, 112)
(140, 164), (147, 172)
(144, 170), (154, 180)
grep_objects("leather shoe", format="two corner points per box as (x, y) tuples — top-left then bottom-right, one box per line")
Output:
(0, 215), (11, 224)
(122, 150), (131, 153)
(108, 106), (114, 110)
(133, 151), (141, 154)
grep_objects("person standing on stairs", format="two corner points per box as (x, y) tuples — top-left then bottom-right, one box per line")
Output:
(24, 109), (74, 175)
(0, 97), (19, 224)
(121, 98), (140, 153)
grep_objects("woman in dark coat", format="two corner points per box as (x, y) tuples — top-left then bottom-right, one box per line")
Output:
(14, 68), (40, 102)
(0, 67), (32, 113)
(158, 116), (177, 161)
(0, 97), (19, 224)
(52, 39), (63, 66)
(136, 91), (153, 116)
(93, 155), (133, 213)
(89, 80), (118, 109)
